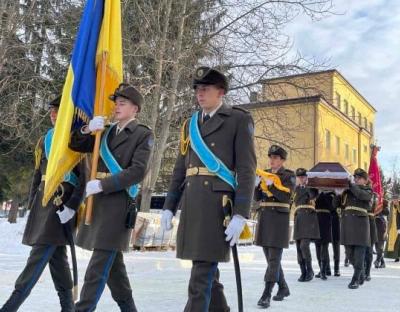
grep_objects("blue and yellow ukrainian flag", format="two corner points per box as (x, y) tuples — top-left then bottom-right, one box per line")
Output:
(43, 0), (123, 205)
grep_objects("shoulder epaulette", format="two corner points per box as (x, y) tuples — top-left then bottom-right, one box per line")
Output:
(138, 123), (152, 130)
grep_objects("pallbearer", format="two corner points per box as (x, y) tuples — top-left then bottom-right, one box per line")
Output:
(339, 168), (373, 289)
(374, 199), (389, 268)
(292, 168), (320, 282)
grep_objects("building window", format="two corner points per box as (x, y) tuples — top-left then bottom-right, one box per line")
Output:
(336, 136), (340, 155)
(364, 145), (368, 153)
(358, 112), (362, 125)
(335, 92), (341, 110)
(364, 117), (368, 129)
(364, 162), (368, 170)
(353, 149), (357, 164)
(344, 100), (349, 115)
(345, 144), (349, 159)
(351, 106), (355, 120)
(369, 122), (374, 134)
(325, 129), (331, 149)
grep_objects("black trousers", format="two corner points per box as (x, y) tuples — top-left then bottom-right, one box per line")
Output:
(375, 240), (385, 259)
(296, 239), (312, 263)
(1, 245), (72, 311)
(184, 261), (230, 312)
(345, 245), (366, 273)
(75, 249), (135, 312)
(315, 241), (329, 266)
(332, 240), (340, 263)
(262, 247), (285, 283)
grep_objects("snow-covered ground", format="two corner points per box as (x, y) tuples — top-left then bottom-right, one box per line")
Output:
(1, 217), (399, 312)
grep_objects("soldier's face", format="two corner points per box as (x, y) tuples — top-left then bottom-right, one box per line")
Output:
(49, 107), (58, 126)
(114, 97), (138, 122)
(195, 85), (224, 111)
(269, 155), (284, 170)
(354, 175), (367, 185)
(296, 176), (308, 185)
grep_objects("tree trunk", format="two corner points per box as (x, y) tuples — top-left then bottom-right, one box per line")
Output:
(7, 200), (18, 223)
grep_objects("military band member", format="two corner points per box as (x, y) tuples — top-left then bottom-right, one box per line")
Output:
(292, 168), (319, 282)
(314, 191), (335, 280)
(254, 145), (295, 309)
(161, 67), (256, 312)
(69, 84), (154, 312)
(1, 96), (84, 312)
(339, 168), (373, 289)
(374, 199), (389, 268)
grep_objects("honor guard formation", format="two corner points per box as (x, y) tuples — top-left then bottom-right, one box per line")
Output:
(1, 67), (398, 312)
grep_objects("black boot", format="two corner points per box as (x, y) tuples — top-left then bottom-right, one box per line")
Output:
(58, 290), (74, 312)
(359, 270), (365, 285)
(325, 262), (332, 276)
(348, 270), (361, 289)
(304, 261), (314, 282)
(116, 297), (138, 312)
(0, 290), (25, 312)
(315, 260), (321, 278)
(379, 258), (386, 268)
(334, 260), (340, 277)
(272, 278), (290, 301)
(344, 257), (350, 267)
(374, 257), (380, 269)
(320, 261), (327, 281)
(257, 282), (274, 309)
(298, 261), (306, 282)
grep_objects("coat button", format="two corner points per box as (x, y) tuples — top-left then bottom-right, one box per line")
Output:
(187, 182), (190, 187)
(211, 142), (215, 147)
(204, 181), (209, 186)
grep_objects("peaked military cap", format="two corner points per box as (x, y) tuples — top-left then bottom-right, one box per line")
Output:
(268, 144), (287, 160)
(296, 168), (308, 177)
(353, 168), (368, 180)
(48, 95), (61, 108)
(192, 66), (229, 93)
(109, 83), (144, 111)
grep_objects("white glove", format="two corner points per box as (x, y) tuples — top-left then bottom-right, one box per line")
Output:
(88, 116), (105, 132)
(348, 175), (355, 184)
(161, 209), (174, 231)
(397, 229), (400, 235)
(85, 180), (103, 197)
(255, 176), (261, 187)
(225, 214), (247, 247)
(56, 206), (76, 224)
(264, 179), (273, 186)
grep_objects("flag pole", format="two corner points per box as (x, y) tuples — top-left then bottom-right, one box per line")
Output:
(85, 51), (108, 225)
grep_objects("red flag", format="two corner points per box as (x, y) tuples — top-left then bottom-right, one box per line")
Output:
(368, 146), (383, 214)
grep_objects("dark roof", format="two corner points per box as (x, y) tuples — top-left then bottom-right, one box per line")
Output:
(240, 95), (323, 110)
(309, 162), (349, 173)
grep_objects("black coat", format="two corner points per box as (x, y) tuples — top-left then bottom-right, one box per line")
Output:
(292, 186), (320, 240)
(315, 192), (336, 243)
(254, 167), (295, 248)
(23, 135), (84, 246)
(340, 183), (373, 247)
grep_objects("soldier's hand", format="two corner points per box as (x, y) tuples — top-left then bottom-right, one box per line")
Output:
(161, 209), (174, 231)
(56, 206), (75, 224)
(255, 176), (261, 187)
(225, 214), (246, 247)
(85, 180), (103, 197)
(88, 116), (105, 132)
(264, 179), (273, 186)
(397, 229), (400, 235)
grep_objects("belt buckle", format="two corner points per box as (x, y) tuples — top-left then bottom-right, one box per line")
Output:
(194, 167), (200, 175)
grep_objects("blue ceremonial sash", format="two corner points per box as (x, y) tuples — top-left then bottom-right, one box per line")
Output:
(99, 125), (139, 199)
(44, 129), (79, 187)
(189, 111), (237, 190)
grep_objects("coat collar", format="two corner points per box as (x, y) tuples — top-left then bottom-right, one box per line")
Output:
(109, 120), (138, 150)
(199, 104), (231, 138)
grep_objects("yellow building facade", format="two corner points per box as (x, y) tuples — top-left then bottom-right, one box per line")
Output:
(243, 70), (376, 172)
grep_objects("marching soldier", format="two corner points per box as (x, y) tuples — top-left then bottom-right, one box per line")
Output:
(292, 168), (319, 282)
(385, 194), (400, 262)
(161, 67), (256, 312)
(69, 84), (154, 311)
(314, 191), (336, 280)
(1, 96), (84, 312)
(254, 145), (295, 309)
(374, 199), (389, 268)
(339, 168), (373, 289)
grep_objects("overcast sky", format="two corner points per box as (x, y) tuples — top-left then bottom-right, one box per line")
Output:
(285, 0), (399, 173)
